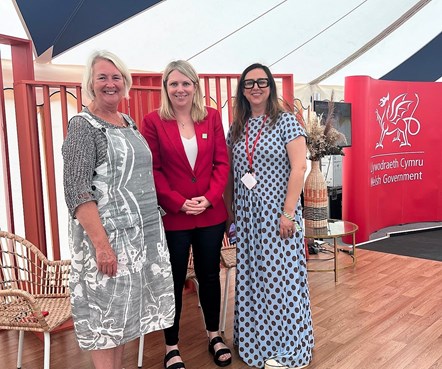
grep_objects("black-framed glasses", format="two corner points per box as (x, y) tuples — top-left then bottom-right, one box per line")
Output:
(243, 78), (270, 89)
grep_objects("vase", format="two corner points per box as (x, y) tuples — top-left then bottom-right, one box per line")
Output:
(304, 160), (328, 229)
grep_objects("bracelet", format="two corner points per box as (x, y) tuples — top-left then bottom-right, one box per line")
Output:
(282, 211), (295, 222)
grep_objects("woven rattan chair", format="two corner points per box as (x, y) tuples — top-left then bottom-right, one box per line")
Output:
(0, 230), (71, 369)
(220, 232), (236, 333)
(137, 247), (199, 368)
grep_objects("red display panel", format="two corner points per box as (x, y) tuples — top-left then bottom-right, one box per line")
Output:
(343, 76), (442, 243)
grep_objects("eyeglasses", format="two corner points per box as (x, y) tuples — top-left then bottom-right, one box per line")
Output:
(243, 78), (270, 89)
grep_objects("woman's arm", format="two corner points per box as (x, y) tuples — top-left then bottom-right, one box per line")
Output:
(190, 109), (229, 215)
(141, 113), (187, 213)
(280, 136), (307, 239)
(202, 109), (230, 207)
(62, 116), (116, 276)
(75, 202), (117, 277)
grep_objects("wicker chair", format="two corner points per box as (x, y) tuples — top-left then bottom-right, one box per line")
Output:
(0, 230), (71, 369)
(137, 247), (199, 368)
(220, 232), (236, 333)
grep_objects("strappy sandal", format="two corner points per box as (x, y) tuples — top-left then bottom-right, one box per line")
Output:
(164, 349), (185, 369)
(208, 336), (232, 367)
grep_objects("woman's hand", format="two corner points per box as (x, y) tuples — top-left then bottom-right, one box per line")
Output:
(74, 201), (118, 277)
(280, 214), (295, 239)
(181, 196), (211, 215)
(95, 243), (118, 277)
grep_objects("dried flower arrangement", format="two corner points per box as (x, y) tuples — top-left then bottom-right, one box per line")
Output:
(300, 95), (346, 161)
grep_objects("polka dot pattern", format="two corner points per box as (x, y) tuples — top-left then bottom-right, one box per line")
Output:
(227, 113), (314, 368)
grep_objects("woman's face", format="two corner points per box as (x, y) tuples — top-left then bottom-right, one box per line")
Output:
(91, 59), (125, 107)
(243, 68), (270, 109)
(165, 70), (196, 111)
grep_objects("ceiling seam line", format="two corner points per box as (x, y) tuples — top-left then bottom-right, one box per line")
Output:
(186, 0), (287, 62)
(52, 0), (86, 45)
(308, 0), (432, 85)
(269, 0), (369, 68)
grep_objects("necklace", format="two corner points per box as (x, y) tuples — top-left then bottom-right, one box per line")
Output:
(109, 113), (126, 127)
(89, 105), (126, 127)
(115, 114), (127, 127)
(178, 121), (193, 129)
(177, 116), (194, 129)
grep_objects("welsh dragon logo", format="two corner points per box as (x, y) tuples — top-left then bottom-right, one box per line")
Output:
(375, 93), (421, 149)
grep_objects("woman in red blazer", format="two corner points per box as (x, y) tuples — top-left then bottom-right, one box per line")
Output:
(141, 60), (231, 369)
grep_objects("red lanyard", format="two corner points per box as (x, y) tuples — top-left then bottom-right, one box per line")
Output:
(245, 115), (267, 172)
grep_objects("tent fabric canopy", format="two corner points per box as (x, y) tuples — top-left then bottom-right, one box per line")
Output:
(381, 31), (442, 81)
(1, 0), (441, 86)
(14, 0), (163, 61)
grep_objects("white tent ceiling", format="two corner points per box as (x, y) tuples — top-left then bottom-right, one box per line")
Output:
(1, 0), (441, 87)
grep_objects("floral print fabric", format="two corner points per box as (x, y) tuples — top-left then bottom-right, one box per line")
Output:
(67, 112), (175, 350)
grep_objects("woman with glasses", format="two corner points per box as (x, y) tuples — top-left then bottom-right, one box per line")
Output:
(224, 63), (314, 369)
(141, 60), (232, 369)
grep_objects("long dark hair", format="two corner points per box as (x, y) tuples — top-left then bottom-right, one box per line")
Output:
(231, 63), (284, 143)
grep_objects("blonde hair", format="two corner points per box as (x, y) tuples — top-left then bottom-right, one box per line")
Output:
(82, 50), (132, 101)
(159, 60), (207, 122)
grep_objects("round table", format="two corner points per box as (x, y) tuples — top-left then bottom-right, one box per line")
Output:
(304, 219), (358, 282)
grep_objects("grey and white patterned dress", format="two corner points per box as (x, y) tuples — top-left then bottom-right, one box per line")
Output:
(63, 111), (175, 350)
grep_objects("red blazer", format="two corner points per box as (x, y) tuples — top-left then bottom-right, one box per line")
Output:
(141, 107), (229, 231)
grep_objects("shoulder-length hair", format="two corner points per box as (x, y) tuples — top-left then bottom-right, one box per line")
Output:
(82, 50), (132, 101)
(231, 63), (284, 143)
(159, 60), (207, 122)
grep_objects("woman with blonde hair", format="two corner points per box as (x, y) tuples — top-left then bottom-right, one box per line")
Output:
(141, 60), (232, 369)
(63, 50), (175, 369)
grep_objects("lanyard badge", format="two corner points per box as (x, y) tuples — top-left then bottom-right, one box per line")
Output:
(242, 115), (267, 190)
(241, 171), (257, 190)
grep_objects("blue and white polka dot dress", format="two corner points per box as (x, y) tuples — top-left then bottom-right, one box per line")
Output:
(227, 112), (314, 368)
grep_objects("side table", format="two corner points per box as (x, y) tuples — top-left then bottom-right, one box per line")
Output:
(304, 219), (358, 282)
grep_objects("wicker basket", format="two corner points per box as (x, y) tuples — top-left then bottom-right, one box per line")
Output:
(304, 160), (328, 228)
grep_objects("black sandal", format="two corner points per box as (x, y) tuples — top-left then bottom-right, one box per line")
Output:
(208, 336), (232, 367)
(164, 349), (185, 369)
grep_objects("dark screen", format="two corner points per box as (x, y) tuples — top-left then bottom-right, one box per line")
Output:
(313, 100), (352, 147)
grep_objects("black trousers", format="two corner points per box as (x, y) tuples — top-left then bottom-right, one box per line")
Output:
(164, 221), (226, 346)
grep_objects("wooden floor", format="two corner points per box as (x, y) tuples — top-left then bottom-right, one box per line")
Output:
(1, 248), (442, 369)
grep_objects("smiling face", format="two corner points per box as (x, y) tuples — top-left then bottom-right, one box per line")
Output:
(243, 67), (270, 114)
(165, 69), (196, 111)
(91, 59), (125, 109)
